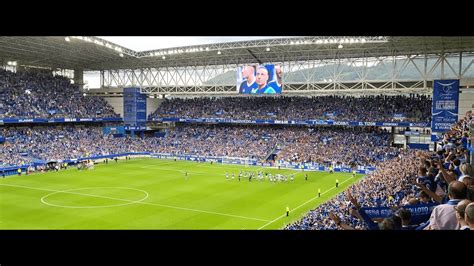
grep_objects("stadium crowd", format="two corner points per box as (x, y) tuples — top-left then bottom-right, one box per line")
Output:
(0, 69), (118, 118)
(285, 110), (474, 230)
(1, 67), (472, 230)
(276, 127), (398, 167)
(150, 95), (431, 122)
(0, 126), (158, 166)
(0, 125), (396, 169)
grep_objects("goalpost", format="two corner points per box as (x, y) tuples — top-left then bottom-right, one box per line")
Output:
(219, 156), (255, 168)
(244, 158), (250, 168)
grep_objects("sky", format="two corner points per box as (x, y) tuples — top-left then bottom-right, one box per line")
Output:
(98, 36), (292, 51)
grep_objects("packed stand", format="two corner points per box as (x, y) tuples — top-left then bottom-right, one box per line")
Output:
(285, 110), (474, 230)
(276, 127), (398, 167)
(0, 69), (119, 118)
(0, 124), (395, 169)
(150, 95), (431, 122)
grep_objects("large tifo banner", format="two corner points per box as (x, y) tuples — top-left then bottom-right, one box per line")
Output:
(431, 80), (460, 132)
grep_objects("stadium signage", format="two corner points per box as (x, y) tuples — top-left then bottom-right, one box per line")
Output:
(361, 203), (437, 225)
(381, 122), (398, 127)
(149, 154), (374, 173)
(124, 126), (147, 131)
(0, 117), (123, 124)
(404, 131), (421, 136)
(233, 119), (253, 123)
(150, 117), (429, 128)
(410, 122), (428, 127)
(432, 80), (460, 132)
(313, 120), (329, 125)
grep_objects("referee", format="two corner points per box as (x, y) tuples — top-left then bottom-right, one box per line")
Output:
(336, 179), (339, 188)
(286, 206), (290, 217)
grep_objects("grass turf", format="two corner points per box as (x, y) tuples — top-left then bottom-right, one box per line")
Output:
(0, 158), (363, 229)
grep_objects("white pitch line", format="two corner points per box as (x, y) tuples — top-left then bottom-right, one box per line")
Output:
(0, 183), (269, 223)
(139, 166), (208, 175)
(41, 187), (149, 209)
(257, 176), (355, 230)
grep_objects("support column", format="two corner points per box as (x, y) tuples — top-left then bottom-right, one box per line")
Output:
(74, 69), (84, 90)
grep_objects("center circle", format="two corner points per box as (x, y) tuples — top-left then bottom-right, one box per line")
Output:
(41, 187), (149, 209)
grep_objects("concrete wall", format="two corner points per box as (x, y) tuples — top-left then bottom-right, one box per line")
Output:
(74, 69), (84, 90)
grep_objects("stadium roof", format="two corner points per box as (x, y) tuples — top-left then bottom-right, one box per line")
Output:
(1, 36), (474, 71)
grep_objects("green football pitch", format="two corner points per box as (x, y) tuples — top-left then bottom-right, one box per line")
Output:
(0, 158), (363, 229)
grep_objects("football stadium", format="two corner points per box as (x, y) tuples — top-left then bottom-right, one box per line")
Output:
(0, 36), (473, 230)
